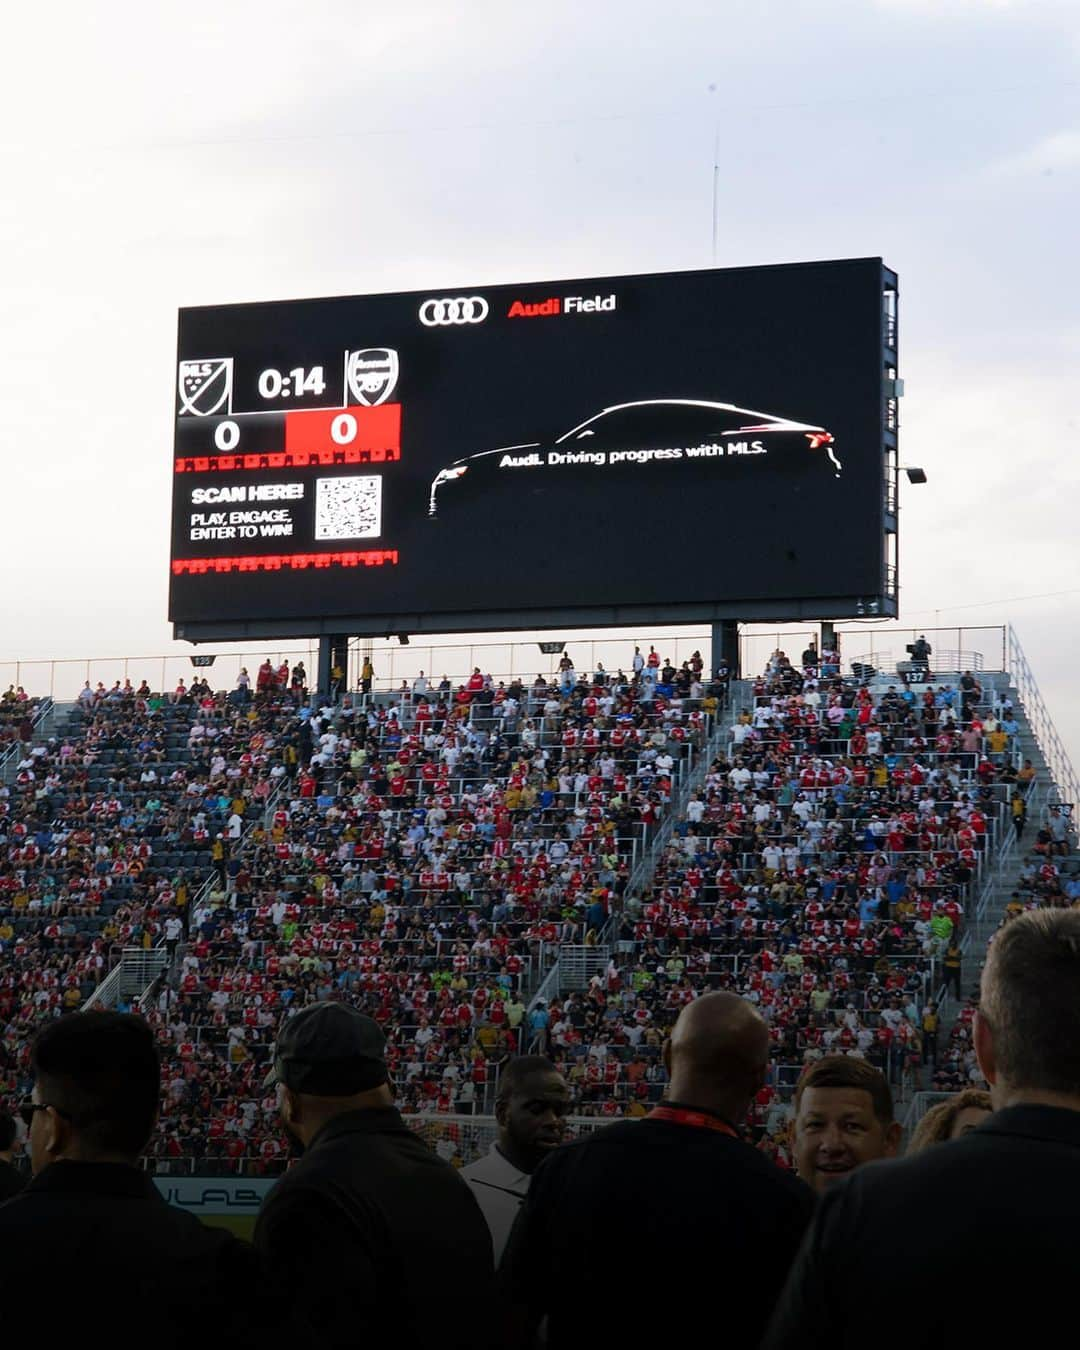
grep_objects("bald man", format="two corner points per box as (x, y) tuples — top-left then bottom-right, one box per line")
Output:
(499, 993), (814, 1349)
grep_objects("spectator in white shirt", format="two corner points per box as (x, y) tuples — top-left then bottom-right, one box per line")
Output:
(460, 1058), (570, 1264)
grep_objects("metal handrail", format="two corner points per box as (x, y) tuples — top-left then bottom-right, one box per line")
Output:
(82, 958), (125, 1011)
(0, 697), (55, 781)
(597, 699), (732, 952)
(4, 626), (1011, 705)
(171, 772), (291, 923)
(135, 773), (293, 1016)
(1007, 626), (1080, 810)
(902, 1089), (959, 1139)
(930, 775), (1042, 1037)
(848, 650), (987, 674)
(527, 960), (562, 1010)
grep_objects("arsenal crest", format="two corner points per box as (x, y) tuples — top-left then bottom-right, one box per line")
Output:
(345, 348), (399, 407)
(178, 358), (234, 417)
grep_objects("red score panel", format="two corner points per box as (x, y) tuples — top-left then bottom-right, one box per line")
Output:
(284, 404), (401, 462)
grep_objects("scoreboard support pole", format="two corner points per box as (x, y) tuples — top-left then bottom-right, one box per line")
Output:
(316, 637), (332, 696)
(316, 635), (350, 698)
(710, 621), (740, 680)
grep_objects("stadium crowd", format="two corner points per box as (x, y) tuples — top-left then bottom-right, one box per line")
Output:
(557, 647), (1026, 1147)
(0, 676), (297, 1124)
(3, 644), (1049, 1176)
(0, 653), (716, 1171)
(138, 655), (715, 1170)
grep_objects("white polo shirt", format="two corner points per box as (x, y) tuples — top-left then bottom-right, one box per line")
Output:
(460, 1145), (532, 1266)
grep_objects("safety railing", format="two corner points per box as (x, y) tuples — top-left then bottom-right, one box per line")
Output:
(604, 693), (737, 942)
(0, 626), (1013, 709)
(133, 767), (294, 1015)
(742, 626), (1008, 682)
(0, 638), (718, 708)
(551, 945), (612, 993)
(141, 1113), (612, 1175)
(527, 961), (562, 1016)
(847, 650), (987, 676)
(902, 1090), (958, 1141)
(83, 947), (169, 1011)
(0, 697), (54, 781)
(930, 777), (1042, 1030)
(1007, 626), (1080, 811)
(82, 954), (127, 1012)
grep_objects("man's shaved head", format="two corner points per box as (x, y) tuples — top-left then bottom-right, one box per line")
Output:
(664, 992), (771, 1121)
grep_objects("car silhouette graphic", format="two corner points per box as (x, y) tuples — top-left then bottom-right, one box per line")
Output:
(427, 398), (841, 518)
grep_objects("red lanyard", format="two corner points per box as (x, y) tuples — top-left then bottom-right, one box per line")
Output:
(647, 1104), (739, 1138)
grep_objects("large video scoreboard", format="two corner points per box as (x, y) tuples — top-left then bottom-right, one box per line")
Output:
(170, 258), (899, 639)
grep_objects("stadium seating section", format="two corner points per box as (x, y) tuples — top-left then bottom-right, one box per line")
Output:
(0, 650), (1046, 1174)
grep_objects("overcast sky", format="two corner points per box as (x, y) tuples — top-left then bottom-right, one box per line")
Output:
(1, 0), (1077, 763)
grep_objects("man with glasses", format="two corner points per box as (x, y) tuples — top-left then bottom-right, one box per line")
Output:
(0, 1110), (25, 1199)
(0, 1012), (270, 1348)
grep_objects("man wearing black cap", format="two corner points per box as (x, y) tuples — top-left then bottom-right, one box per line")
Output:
(256, 1001), (495, 1349)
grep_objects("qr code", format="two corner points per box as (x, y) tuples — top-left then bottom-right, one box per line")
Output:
(314, 475), (383, 541)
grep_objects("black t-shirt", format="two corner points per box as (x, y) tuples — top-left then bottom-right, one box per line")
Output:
(256, 1107), (494, 1349)
(500, 1115), (814, 1348)
(765, 1107), (1080, 1349)
(0, 1162), (274, 1348)
(0, 1157), (26, 1202)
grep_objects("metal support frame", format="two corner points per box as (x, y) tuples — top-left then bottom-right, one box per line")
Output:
(175, 590), (900, 644)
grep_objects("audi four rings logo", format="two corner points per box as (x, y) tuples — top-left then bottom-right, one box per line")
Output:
(418, 296), (490, 326)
